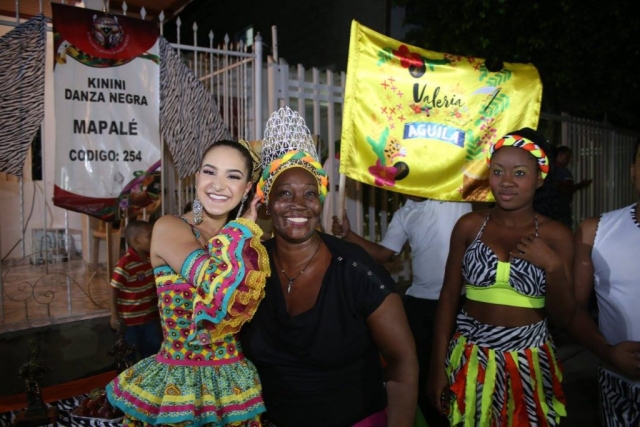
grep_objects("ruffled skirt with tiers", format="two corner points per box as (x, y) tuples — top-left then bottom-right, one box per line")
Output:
(107, 335), (263, 427)
(106, 218), (271, 426)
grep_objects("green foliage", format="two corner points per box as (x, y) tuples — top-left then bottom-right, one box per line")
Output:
(394, 0), (640, 129)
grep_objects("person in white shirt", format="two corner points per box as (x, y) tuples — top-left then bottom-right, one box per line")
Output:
(573, 139), (640, 426)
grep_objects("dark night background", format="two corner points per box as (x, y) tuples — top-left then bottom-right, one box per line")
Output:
(164, 0), (640, 131)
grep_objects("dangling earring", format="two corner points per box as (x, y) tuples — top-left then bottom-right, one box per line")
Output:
(193, 197), (203, 225)
(236, 195), (248, 219)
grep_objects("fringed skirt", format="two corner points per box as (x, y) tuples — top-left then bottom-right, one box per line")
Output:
(599, 366), (640, 427)
(445, 311), (566, 427)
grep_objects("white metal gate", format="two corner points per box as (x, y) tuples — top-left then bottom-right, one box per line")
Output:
(1, 3), (638, 329)
(158, 13), (263, 217)
(0, 1), (263, 329)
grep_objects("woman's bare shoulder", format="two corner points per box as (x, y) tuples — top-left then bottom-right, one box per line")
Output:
(151, 215), (202, 268)
(152, 215), (193, 241)
(451, 210), (490, 244)
(153, 214), (184, 230)
(456, 209), (490, 231)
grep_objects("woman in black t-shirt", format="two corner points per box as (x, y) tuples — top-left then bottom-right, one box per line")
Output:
(241, 106), (418, 427)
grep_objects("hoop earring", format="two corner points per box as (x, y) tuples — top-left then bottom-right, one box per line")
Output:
(193, 197), (203, 225)
(236, 195), (248, 219)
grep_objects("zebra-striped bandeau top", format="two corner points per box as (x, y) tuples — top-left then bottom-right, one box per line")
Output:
(462, 214), (546, 308)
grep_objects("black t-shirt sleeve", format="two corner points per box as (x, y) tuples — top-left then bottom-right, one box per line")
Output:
(322, 233), (395, 318)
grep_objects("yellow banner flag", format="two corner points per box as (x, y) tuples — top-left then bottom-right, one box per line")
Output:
(340, 21), (542, 202)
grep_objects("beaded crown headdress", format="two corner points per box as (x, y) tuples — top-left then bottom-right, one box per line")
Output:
(257, 106), (328, 206)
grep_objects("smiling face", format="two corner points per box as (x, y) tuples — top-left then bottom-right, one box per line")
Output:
(489, 146), (543, 211)
(268, 167), (322, 243)
(196, 145), (252, 219)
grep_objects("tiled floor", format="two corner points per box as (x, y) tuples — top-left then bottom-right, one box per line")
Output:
(0, 259), (111, 333)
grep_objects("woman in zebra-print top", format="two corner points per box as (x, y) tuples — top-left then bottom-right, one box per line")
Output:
(428, 128), (583, 426)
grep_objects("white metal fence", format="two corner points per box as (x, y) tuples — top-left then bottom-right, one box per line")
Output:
(158, 13), (263, 217)
(0, 1), (266, 328)
(555, 114), (638, 227)
(1, 2), (638, 328)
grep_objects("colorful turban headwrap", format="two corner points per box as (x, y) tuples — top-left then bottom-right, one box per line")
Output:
(256, 150), (328, 206)
(486, 134), (550, 179)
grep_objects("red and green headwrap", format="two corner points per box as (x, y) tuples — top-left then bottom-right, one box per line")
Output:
(486, 134), (550, 179)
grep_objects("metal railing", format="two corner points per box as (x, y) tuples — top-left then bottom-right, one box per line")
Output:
(1, 2), (637, 329)
(0, 0), (262, 330)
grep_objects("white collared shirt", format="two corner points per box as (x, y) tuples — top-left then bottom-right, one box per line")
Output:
(380, 199), (472, 300)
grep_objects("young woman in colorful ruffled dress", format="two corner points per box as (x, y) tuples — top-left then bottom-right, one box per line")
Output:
(428, 128), (574, 426)
(107, 139), (270, 427)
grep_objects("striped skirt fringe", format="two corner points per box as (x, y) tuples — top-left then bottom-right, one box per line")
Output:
(599, 367), (640, 427)
(445, 311), (566, 427)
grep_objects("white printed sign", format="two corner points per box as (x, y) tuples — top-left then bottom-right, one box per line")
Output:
(52, 3), (160, 220)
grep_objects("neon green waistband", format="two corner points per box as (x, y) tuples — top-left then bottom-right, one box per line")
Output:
(465, 283), (545, 309)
